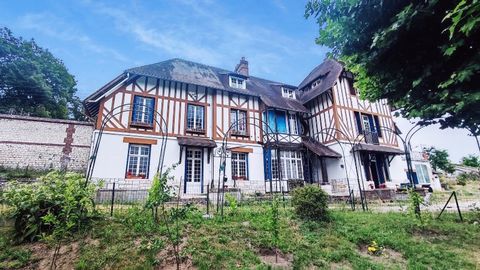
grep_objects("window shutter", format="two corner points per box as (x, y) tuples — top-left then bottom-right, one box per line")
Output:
(373, 115), (382, 137)
(368, 115), (375, 133)
(354, 112), (362, 134)
(267, 110), (276, 132)
(263, 148), (271, 180)
(275, 111), (287, 133)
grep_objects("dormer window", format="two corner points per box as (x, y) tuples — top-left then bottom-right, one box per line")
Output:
(282, 87), (296, 99)
(229, 76), (246, 89)
(311, 79), (321, 89)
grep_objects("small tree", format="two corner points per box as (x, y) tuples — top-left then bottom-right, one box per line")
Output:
(425, 147), (455, 173)
(145, 166), (182, 270)
(269, 195), (280, 263)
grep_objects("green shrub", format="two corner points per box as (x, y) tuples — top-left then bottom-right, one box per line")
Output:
(457, 172), (480, 186)
(2, 171), (97, 242)
(291, 185), (329, 221)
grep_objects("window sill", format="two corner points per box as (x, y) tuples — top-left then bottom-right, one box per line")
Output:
(130, 122), (154, 129)
(230, 132), (249, 138)
(126, 175), (148, 179)
(233, 177), (249, 181)
(186, 129), (206, 135)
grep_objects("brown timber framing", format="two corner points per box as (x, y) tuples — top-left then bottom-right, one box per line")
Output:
(96, 75), (260, 144)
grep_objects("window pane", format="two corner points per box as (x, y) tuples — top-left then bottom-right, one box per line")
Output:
(194, 160), (201, 182)
(196, 106), (204, 130)
(130, 145), (139, 155)
(230, 110), (237, 129)
(187, 105), (195, 130)
(126, 144), (150, 178)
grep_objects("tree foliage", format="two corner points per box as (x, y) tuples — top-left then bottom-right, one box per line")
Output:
(461, 154), (480, 167)
(305, 0), (480, 135)
(0, 27), (85, 120)
(425, 147), (455, 173)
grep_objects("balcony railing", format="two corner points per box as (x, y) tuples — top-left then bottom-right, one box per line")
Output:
(363, 131), (380, 145)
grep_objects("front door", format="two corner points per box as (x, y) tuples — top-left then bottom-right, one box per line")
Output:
(184, 148), (203, 194)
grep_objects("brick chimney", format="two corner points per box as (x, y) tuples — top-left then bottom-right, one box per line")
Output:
(234, 57), (249, 76)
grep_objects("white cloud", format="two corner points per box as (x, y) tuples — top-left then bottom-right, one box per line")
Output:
(17, 13), (129, 62)
(81, 0), (324, 79)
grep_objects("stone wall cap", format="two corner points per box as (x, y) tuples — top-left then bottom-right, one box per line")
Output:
(0, 114), (94, 126)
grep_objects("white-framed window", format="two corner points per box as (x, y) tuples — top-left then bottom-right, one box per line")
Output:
(126, 144), (151, 179)
(229, 76), (246, 89)
(186, 104), (205, 132)
(231, 152), (248, 180)
(288, 113), (299, 135)
(230, 109), (247, 135)
(186, 148), (202, 183)
(415, 164), (430, 184)
(362, 114), (371, 132)
(282, 87), (296, 99)
(271, 150), (303, 180)
(132, 95), (155, 126)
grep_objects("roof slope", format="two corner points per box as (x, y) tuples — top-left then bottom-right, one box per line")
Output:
(84, 58), (308, 116)
(297, 59), (343, 104)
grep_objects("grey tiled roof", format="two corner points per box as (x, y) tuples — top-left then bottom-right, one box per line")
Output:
(125, 58), (308, 113)
(297, 59), (343, 104)
(84, 58), (345, 117)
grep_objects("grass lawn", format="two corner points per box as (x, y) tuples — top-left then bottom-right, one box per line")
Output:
(1, 202), (479, 269)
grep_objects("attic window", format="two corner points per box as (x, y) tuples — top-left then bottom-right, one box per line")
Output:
(282, 87), (296, 99)
(311, 79), (321, 89)
(345, 72), (356, 95)
(229, 76), (246, 89)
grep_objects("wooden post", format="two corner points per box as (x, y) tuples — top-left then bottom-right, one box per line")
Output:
(206, 184), (210, 215)
(110, 182), (116, 217)
(453, 191), (463, 222)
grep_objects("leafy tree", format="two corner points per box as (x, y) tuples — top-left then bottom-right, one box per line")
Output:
(425, 147), (455, 173)
(461, 155), (480, 167)
(305, 0), (480, 149)
(0, 27), (85, 120)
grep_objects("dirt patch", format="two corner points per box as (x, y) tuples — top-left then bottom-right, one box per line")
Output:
(258, 248), (293, 269)
(24, 241), (80, 270)
(156, 238), (197, 270)
(358, 245), (407, 269)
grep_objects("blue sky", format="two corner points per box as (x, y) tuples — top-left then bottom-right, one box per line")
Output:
(0, 0), (328, 99)
(1, 0), (478, 161)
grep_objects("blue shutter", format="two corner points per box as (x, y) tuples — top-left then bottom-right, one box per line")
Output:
(275, 111), (287, 133)
(354, 112), (362, 134)
(267, 110), (276, 132)
(376, 155), (385, 184)
(264, 148), (271, 181)
(374, 116), (382, 137)
(368, 115), (375, 133)
(406, 171), (419, 184)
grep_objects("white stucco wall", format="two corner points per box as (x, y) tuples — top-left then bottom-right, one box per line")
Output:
(89, 131), (266, 196)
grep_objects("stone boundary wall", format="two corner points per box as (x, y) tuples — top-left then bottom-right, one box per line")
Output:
(0, 114), (94, 172)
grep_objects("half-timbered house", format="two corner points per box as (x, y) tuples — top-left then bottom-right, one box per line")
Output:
(298, 59), (405, 193)
(83, 57), (411, 197)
